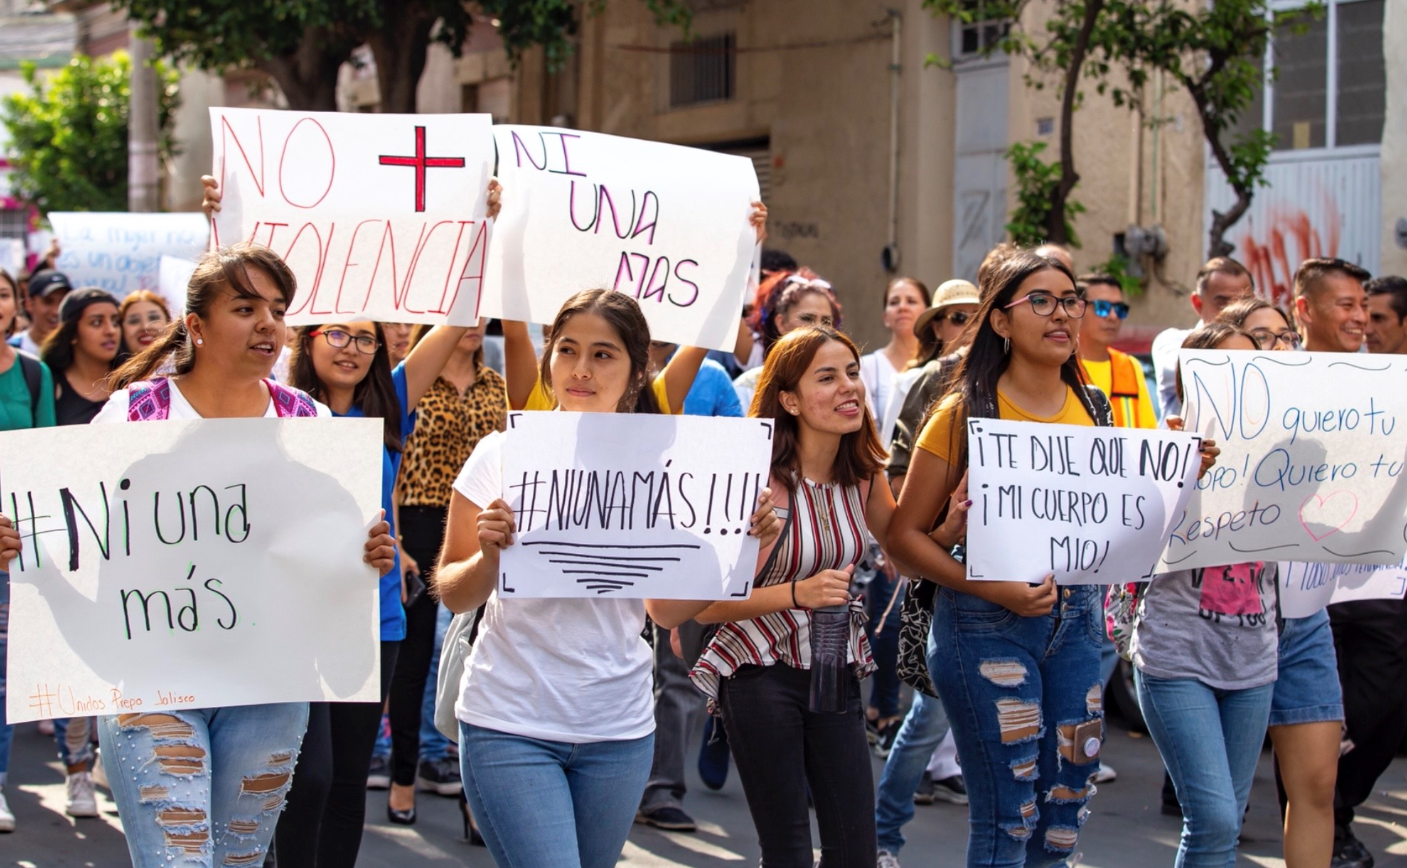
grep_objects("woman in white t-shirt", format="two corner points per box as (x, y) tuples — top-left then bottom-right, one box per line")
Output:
(859, 277), (929, 430)
(91, 245), (397, 868)
(433, 288), (780, 868)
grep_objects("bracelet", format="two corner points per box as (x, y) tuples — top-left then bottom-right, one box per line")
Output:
(791, 579), (799, 609)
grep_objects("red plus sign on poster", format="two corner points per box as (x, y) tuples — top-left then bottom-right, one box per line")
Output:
(379, 125), (467, 212)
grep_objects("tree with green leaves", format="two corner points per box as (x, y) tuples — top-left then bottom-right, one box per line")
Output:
(114, 0), (688, 113)
(1, 51), (181, 214)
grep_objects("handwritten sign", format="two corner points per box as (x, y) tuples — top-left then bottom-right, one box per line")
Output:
(209, 108), (494, 326)
(481, 125), (760, 352)
(965, 419), (1201, 585)
(158, 255), (199, 313)
(498, 411), (772, 598)
(1161, 351), (1407, 572)
(49, 212), (209, 297)
(1278, 557), (1407, 618)
(1, 417), (383, 723)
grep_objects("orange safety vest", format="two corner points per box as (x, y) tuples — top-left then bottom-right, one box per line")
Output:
(1104, 348), (1145, 428)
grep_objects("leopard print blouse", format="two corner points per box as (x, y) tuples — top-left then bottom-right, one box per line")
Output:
(397, 366), (508, 508)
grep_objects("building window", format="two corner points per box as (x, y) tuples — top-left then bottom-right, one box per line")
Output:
(954, 1), (1009, 59)
(669, 32), (735, 108)
(1265, 0), (1384, 151)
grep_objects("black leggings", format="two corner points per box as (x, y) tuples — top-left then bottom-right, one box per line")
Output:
(388, 505), (447, 787)
(276, 640), (399, 868)
(719, 663), (876, 868)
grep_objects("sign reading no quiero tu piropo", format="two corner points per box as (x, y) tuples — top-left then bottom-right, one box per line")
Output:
(0, 417), (384, 723)
(1162, 350), (1407, 573)
(965, 418), (1202, 585)
(209, 108), (495, 326)
(480, 125), (761, 353)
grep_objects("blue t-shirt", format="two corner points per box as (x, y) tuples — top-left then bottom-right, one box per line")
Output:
(331, 362), (415, 642)
(682, 358), (744, 418)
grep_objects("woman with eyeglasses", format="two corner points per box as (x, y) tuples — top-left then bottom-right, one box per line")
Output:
(1216, 298), (1302, 351)
(1076, 275), (1156, 430)
(732, 268), (843, 410)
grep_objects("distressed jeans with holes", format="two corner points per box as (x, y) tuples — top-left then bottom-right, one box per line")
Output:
(98, 703), (308, 867)
(930, 585), (1104, 868)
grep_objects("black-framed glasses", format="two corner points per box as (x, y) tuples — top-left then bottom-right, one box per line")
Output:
(1092, 300), (1130, 320)
(1248, 328), (1301, 350)
(1004, 292), (1087, 318)
(310, 328), (380, 355)
(937, 311), (972, 327)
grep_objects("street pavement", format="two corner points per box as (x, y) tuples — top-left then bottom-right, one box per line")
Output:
(6, 715), (1407, 867)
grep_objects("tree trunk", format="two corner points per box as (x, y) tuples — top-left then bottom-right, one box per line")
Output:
(257, 25), (352, 112)
(1048, 0), (1105, 245)
(366, 4), (436, 113)
(1184, 76), (1251, 259)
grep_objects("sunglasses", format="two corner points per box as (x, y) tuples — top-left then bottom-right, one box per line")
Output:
(1091, 300), (1130, 320)
(1004, 292), (1088, 318)
(935, 311), (972, 327)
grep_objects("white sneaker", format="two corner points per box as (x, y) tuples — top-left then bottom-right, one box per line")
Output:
(1092, 762), (1117, 784)
(878, 850), (902, 868)
(91, 750), (110, 791)
(65, 771), (98, 818)
(0, 787), (15, 832)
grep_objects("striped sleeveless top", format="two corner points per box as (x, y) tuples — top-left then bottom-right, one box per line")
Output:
(690, 474), (877, 705)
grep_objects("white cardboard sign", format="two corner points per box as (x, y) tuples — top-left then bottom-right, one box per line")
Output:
(209, 108), (494, 326)
(49, 212), (209, 297)
(965, 418), (1201, 584)
(157, 254), (199, 313)
(1278, 556), (1407, 618)
(498, 411), (773, 598)
(1161, 351), (1407, 572)
(481, 125), (760, 352)
(1, 417), (383, 723)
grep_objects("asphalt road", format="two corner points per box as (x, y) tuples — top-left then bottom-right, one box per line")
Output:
(5, 716), (1407, 867)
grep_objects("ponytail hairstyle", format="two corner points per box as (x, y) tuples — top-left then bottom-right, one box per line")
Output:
(288, 322), (403, 453)
(750, 325), (885, 495)
(539, 289), (660, 414)
(112, 244), (297, 389)
(1174, 322), (1256, 406)
(750, 268), (843, 359)
(933, 250), (1092, 470)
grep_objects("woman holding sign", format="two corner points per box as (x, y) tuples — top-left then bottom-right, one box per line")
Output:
(888, 250), (1171, 868)
(433, 288), (780, 868)
(91, 244), (398, 868)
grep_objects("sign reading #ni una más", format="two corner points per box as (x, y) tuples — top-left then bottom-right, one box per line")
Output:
(209, 108), (495, 326)
(964, 418), (1202, 585)
(0, 416), (383, 723)
(481, 125), (761, 353)
(498, 411), (774, 599)
(1160, 350), (1407, 573)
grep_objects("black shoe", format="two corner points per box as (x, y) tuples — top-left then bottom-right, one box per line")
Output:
(872, 720), (900, 758)
(366, 755), (390, 790)
(458, 790), (485, 846)
(931, 775), (968, 805)
(913, 771), (936, 805)
(417, 756), (463, 797)
(635, 805), (698, 832)
(387, 804), (416, 826)
(1333, 826), (1375, 868)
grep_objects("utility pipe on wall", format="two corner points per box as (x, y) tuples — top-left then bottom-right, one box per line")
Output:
(883, 8), (902, 272)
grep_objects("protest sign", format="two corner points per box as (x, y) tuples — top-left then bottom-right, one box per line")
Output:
(1, 416), (383, 724)
(498, 411), (773, 598)
(1161, 351), (1407, 572)
(49, 212), (209, 297)
(481, 125), (760, 352)
(1278, 557), (1407, 618)
(209, 108), (494, 326)
(158, 255), (199, 312)
(965, 418), (1201, 585)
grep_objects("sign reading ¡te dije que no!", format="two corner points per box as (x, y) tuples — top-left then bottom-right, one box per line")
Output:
(0, 417), (384, 724)
(1160, 350), (1407, 573)
(208, 108), (495, 326)
(49, 212), (209, 298)
(964, 418), (1202, 585)
(480, 125), (761, 353)
(498, 412), (774, 599)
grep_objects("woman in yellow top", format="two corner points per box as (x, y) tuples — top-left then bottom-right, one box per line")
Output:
(888, 250), (1119, 868)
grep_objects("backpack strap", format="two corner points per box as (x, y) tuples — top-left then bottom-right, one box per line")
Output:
(264, 380), (320, 417)
(126, 379), (172, 421)
(1081, 384), (1115, 428)
(15, 351), (41, 422)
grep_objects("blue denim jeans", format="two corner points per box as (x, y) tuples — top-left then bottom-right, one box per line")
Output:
(99, 703), (309, 867)
(865, 569), (904, 718)
(459, 722), (653, 868)
(930, 585), (1104, 868)
(875, 687), (952, 854)
(372, 602), (453, 765)
(1135, 671), (1273, 868)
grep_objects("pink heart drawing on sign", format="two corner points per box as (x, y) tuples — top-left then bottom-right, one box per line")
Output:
(1299, 491), (1359, 541)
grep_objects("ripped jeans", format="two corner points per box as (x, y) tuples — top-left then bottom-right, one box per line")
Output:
(98, 703), (308, 867)
(930, 585), (1104, 868)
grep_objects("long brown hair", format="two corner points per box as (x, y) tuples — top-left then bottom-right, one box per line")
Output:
(1175, 323), (1255, 405)
(751, 326), (885, 494)
(288, 322), (403, 452)
(112, 244), (297, 389)
(538, 289), (659, 414)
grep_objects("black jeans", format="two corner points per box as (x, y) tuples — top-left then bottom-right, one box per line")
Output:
(1331, 598), (1407, 827)
(719, 663), (877, 868)
(389, 505), (448, 786)
(276, 639), (399, 868)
